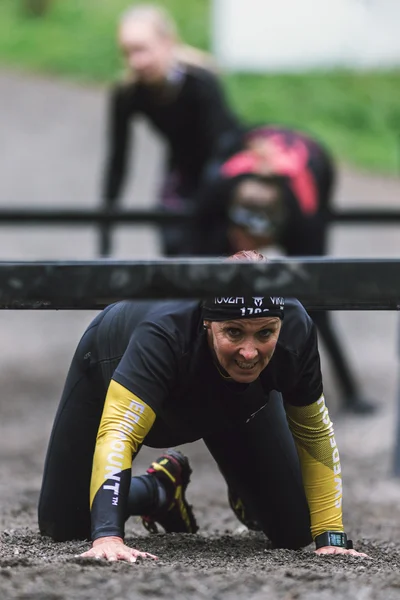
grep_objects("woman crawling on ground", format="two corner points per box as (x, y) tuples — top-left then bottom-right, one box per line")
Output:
(39, 251), (368, 561)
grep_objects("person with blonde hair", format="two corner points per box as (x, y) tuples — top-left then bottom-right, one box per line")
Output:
(100, 3), (241, 256)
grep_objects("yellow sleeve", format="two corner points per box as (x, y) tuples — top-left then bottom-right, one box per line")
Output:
(284, 395), (343, 539)
(90, 379), (156, 540)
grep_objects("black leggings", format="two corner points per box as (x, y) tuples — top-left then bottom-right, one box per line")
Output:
(310, 310), (358, 400)
(39, 325), (310, 548)
(38, 322), (109, 541)
(205, 392), (311, 549)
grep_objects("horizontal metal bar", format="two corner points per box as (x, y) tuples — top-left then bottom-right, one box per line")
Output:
(330, 209), (400, 224)
(0, 258), (399, 310)
(0, 208), (399, 225)
(0, 208), (192, 225)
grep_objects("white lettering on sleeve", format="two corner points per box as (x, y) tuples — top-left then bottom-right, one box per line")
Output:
(101, 396), (147, 507)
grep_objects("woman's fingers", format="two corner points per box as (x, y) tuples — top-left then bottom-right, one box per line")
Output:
(134, 550), (158, 560)
(114, 548), (157, 562)
(110, 549), (136, 562)
(79, 548), (102, 559)
(79, 543), (158, 562)
(315, 546), (370, 558)
(346, 548), (370, 558)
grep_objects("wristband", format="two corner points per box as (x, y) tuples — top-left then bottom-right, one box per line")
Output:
(314, 531), (353, 550)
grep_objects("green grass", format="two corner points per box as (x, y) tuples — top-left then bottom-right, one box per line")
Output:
(0, 0), (210, 80)
(1, 0), (400, 174)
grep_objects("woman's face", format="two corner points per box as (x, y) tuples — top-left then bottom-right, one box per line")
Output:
(205, 317), (282, 383)
(228, 179), (285, 252)
(118, 19), (175, 84)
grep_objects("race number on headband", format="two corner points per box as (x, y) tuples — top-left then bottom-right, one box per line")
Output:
(202, 296), (284, 321)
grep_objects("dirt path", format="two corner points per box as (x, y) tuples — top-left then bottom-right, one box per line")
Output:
(1, 70), (400, 599)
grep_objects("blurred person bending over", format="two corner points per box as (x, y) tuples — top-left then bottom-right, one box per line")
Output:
(39, 251), (368, 562)
(100, 3), (240, 256)
(195, 125), (375, 415)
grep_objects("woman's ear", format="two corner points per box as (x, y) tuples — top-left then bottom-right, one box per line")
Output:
(203, 321), (211, 330)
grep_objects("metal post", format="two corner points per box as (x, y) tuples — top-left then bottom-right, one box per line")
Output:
(393, 319), (400, 475)
(98, 222), (113, 257)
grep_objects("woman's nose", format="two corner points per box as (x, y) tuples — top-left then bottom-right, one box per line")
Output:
(126, 51), (148, 71)
(129, 56), (146, 70)
(238, 342), (258, 361)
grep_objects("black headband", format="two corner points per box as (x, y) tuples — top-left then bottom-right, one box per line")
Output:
(202, 295), (284, 321)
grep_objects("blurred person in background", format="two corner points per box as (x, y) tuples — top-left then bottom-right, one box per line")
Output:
(100, 3), (241, 256)
(194, 125), (376, 415)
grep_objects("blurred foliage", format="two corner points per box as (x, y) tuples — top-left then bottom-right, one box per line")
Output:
(0, 0), (210, 79)
(20, 0), (53, 17)
(0, 0), (399, 173)
(226, 72), (400, 174)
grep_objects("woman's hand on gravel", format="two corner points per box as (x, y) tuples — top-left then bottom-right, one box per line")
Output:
(79, 536), (158, 562)
(315, 546), (370, 558)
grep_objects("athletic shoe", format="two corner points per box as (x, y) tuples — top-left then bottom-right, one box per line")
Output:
(141, 449), (198, 534)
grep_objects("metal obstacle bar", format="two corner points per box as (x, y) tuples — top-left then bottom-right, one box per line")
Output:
(0, 208), (191, 225)
(1, 207), (398, 257)
(0, 258), (399, 310)
(0, 207), (400, 225)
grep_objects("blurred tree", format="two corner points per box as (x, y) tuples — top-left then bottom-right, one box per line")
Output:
(21, 0), (52, 17)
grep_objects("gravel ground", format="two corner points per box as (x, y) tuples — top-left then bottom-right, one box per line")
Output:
(1, 69), (400, 599)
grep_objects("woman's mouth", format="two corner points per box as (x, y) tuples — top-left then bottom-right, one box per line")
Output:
(235, 360), (259, 371)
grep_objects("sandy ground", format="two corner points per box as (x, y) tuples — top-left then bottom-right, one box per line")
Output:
(1, 70), (400, 599)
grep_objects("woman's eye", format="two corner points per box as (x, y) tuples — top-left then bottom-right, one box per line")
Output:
(226, 328), (242, 338)
(258, 329), (272, 339)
